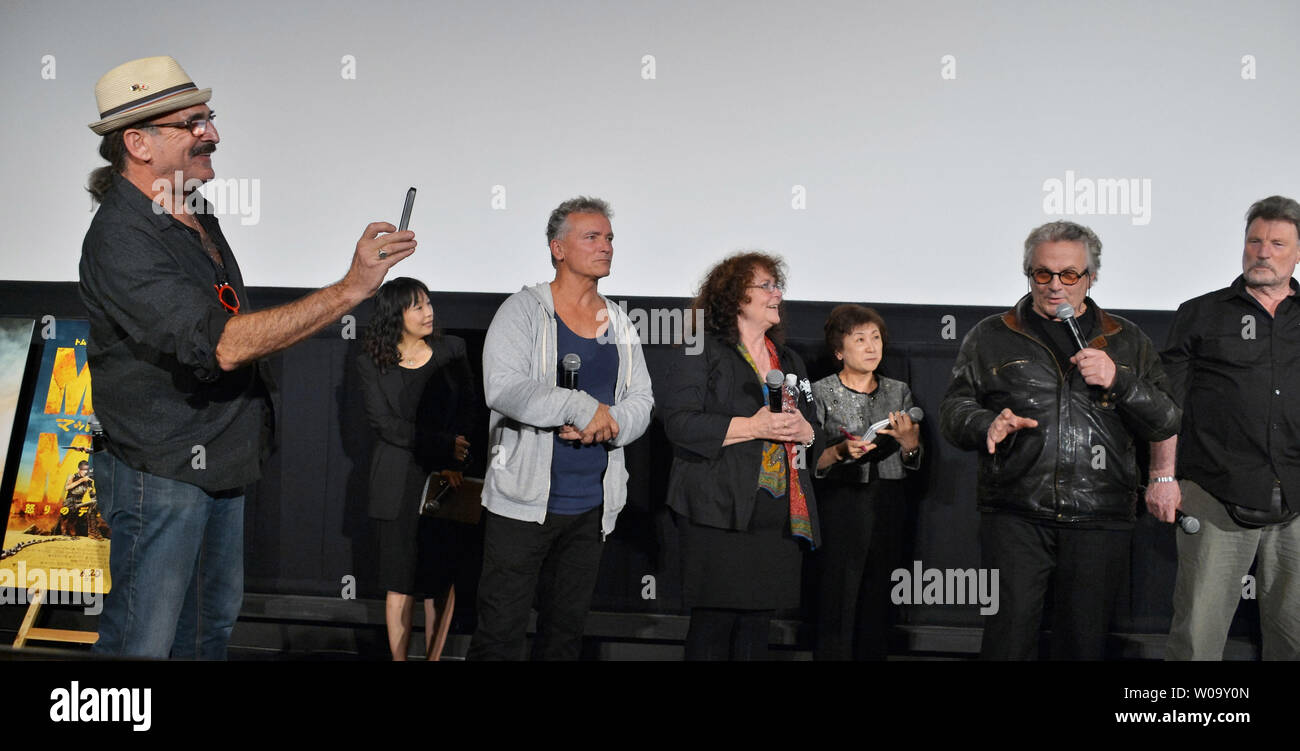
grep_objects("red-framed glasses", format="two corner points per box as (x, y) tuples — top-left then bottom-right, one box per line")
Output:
(214, 282), (240, 314)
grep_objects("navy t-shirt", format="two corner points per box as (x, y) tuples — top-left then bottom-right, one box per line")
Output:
(549, 315), (617, 514)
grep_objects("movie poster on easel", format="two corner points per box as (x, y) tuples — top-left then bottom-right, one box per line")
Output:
(2, 319), (109, 609)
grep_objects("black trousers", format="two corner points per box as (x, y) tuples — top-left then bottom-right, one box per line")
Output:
(979, 512), (1130, 660)
(814, 478), (906, 660)
(468, 507), (603, 661)
(684, 608), (774, 661)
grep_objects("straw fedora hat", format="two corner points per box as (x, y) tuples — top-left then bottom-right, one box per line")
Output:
(89, 56), (211, 135)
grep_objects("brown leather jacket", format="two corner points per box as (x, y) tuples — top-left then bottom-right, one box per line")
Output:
(940, 296), (1181, 523)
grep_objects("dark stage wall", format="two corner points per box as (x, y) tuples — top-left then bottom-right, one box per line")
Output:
(3, 280), (1237, 644)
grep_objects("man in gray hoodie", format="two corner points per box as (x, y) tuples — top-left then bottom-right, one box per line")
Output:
(468, 196), (654, 660)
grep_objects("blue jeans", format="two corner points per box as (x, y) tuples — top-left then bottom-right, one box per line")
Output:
(91, 450), (245, 659)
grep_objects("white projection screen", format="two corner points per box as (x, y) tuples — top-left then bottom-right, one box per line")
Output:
(3, 0), (1299, 311)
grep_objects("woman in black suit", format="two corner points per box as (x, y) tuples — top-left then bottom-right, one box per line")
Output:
(358, 277), (475, 660)
(657, 252), (823, 660)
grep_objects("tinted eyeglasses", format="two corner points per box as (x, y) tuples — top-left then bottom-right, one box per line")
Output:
(1028, 268), (1089, 286)
(214, 282), (240, 314)
(141, 112), (216, 138)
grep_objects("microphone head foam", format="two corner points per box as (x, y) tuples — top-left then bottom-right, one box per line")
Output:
(765, 369), (785, 388)
(907, 406), (925, 422)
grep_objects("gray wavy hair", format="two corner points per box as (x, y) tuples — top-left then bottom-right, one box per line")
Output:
(1245, 195), (1300, 237)
(545, 196), (613, 268)
(1023, 221), (1102, 277)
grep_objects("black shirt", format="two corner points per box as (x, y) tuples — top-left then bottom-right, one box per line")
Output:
(1162, 275), (1300, 511)
(78, 174), (275, 493)
(1024, 303), (1099, 374)
(398, 350), (455, 472)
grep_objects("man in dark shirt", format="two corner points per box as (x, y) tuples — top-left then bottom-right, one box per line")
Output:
(1148, 196), (1300, 660)
(80, 56), (416, 658)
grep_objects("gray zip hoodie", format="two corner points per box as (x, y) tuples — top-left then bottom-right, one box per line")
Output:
(481, 282), (654, 536)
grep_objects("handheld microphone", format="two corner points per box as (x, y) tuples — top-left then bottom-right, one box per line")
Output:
(561, 353), (581, 389)
(1055, 303), (1088, 352)
(863, 407), (925, 442)
(1176, 510), (1201, 535)
(560, 354), (582, 446)
(765, 369), (785, 412)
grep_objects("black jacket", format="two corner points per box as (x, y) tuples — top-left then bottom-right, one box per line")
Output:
(657, 334), (822, 546)
(940, 296), (1181, 523)
(357, 335), (475, 520)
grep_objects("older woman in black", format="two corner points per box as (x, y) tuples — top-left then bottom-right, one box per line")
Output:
(658, 252), (822, 660)
(358, 277), (475, 660)
(811, 304), (921, 660)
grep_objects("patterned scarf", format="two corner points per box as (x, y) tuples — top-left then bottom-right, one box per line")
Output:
(737, 339), (814, 547)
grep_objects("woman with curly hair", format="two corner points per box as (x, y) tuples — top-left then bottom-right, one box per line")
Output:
(656, 252), (823, 660)
(358, 277), (476, 660)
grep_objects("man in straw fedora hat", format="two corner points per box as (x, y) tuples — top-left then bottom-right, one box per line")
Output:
(79, 55), (417, 659)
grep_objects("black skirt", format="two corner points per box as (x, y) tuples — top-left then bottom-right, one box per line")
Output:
(680, 490), (803, 610)
(374, 464), (458, 598)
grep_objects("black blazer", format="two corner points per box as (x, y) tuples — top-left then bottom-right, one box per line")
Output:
(656, 333), (822, 547)
(357, 335), (475, 520)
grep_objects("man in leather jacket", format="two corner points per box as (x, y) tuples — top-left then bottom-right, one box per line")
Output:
(940, 221), (1181, 659)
